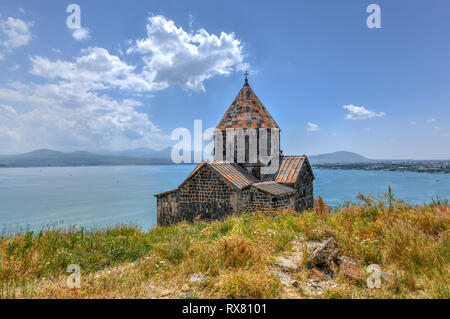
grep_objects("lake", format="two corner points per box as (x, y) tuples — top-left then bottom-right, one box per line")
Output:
(0, 165), (449, 234)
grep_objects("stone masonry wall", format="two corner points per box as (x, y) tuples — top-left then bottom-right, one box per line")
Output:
(157, 190), (180, 226)
(157, 166), (239, 226)
(294, 163), (314, 212)
(239, 187), (295, 213)
(157, 163), (315, 226)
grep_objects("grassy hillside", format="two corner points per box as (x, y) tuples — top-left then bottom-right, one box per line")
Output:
(0, 195), (448, 299)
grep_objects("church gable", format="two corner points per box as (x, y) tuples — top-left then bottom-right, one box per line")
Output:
(275, 156), (315, 185)
(178, 164), (235, 195)
(178, 161), (258, 193)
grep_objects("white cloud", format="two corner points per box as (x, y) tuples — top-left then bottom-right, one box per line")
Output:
(0, 81), (168, 153)
(410, 121), (416, 125)
(0, 48), (175, 152)
(127, 15), (247, 92)
(364, 128), (375, 133)
(30, 47), (159, 92)
(0, 17), (33, 51)
(0, 15), (248, 152)
(427, 118), (436, 123)
(343, 104), (386, 120)
(307, 122), (320, 132)
(433, 126), (442, 132)
(72, 27), (91, 41)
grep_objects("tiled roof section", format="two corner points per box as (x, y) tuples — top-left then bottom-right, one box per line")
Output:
(209, 162), (260, 189)
(216, 84), (279, 130)
(275, 156), (306, 185)
(252, 181), (296, 196)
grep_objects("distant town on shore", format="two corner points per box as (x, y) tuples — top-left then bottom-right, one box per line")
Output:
(0, 149), (449, 174)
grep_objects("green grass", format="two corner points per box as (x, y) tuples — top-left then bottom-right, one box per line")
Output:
(0, 196), (448, 299)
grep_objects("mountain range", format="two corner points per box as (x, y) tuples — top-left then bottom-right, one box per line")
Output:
(0, 149), (371, 168)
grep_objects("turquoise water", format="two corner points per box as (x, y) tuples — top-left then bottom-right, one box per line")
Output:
(0, 165), (449, 234)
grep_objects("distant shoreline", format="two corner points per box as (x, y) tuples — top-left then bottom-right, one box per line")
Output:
(312, 163), (450, 174)
(1, 163), (449, 175)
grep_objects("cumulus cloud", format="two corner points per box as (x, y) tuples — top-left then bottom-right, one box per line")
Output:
(0, 48), (175, 152)
(307, 122), (320, 132)
(0, 81), (168, 153)
(30, 47), (156, 92)
(0, 15), (248, 152)
(427, 118), (436, 123)
(127, 15), (247, 91)
(343, 105), (386, 120)
(72, 27), (91, 41)
(0, 17), (33, 51)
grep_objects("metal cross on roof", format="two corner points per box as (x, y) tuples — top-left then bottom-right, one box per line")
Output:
(244, 70), (249, 85)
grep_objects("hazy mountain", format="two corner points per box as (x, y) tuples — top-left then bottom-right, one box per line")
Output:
(308, 151), (370, 164)
(92, 147), (173, 159)
(0, 149), (174, 168)
(0, 149), (371, 168)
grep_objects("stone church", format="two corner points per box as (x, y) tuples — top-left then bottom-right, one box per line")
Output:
(156, 77), (315, 226)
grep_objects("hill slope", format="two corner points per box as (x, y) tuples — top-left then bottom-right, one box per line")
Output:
(1, 201), (448, 299)
(0, 149), (173, 167)
(308, 151), (370, 164)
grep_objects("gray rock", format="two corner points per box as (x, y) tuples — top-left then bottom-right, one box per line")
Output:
(307, 238), (340, 268)
(380, 271), (394, 284)
(179, 291), (194, 299)
(307, 279), (338, 291)
(189, 273), (209, 284)
(272, 269), (291, 286)
(275, 256), (302, 272)
(339, 256), (358, 267)
(306, 240), (323, 251)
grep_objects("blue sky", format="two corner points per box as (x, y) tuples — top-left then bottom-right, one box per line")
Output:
(0, 0), (449, 159)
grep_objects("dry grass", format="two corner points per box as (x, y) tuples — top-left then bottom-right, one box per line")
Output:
(0, 195), (449, 299)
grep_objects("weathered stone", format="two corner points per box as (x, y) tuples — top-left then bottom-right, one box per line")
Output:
(189, 273), (209, 284)
(306, 240), (323, 251)
(307, 238), (340, 268)
(179, 291), (194, 299)
(380, 271), (394, 285)
(272, 269), (291, 286)
(339, 257), (366, 281)
(275, 256), (302, 272)
(307, 279), (337, 291)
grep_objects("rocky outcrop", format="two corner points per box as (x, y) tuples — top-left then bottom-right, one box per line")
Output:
(307, 238), (340, 272)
